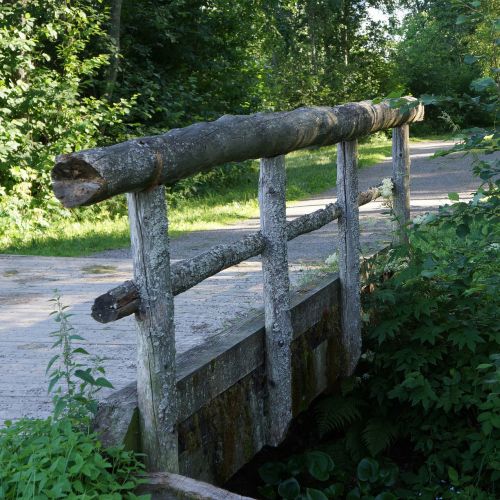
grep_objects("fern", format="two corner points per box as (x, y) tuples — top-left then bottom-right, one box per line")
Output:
(362, 417), (399, 456)
(315, 396), (362, 437)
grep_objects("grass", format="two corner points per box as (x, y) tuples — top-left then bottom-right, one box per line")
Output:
(0, 135), (416, 257)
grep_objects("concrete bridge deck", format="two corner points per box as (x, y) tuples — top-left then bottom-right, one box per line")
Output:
(0, 141), (481, 426)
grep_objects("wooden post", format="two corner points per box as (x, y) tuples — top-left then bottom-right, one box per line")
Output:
(392, 124), (411, 243)
(259, 155), (293, 446)
(127, 185), (178, 472)
(336, 141), (361, 376)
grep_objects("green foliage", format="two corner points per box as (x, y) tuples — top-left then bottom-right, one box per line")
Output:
(257, 183), (500, 497)
(0, 418), (147, 498)
(0, 0), (132, 241)
(47, 293), (114, 420)
(0, 294), (148, 498)
(345, 186), (498, 496)
(258, 451), (398, 499)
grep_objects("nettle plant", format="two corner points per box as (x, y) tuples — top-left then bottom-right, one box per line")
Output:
(0, 293), (148, 498)
(47, 293), (114, 421)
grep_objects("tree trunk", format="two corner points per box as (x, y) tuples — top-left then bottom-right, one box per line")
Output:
(105, 0), (123, 100)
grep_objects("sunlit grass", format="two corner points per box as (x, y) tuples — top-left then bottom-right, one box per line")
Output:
(1, 137), (395, 257)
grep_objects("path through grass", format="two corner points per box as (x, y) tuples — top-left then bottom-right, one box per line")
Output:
(0, 136), (416, 256)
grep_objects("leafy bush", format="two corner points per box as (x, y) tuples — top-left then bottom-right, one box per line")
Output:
(0, 294), (148, 498)
(317, 186), (500, 497)
(0, 1), (133, 243)
(256, 183), (500, 498)
(0, 418), (146, 498)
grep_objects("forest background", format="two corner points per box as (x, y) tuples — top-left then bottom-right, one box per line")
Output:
(0, 0), (497, 254)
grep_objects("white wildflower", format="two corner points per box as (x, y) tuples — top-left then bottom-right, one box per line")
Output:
(380, 177), (394, 199)
(325, 252), (339, 268)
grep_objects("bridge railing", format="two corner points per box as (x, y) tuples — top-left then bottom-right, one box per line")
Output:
(51, 98), (423, 472)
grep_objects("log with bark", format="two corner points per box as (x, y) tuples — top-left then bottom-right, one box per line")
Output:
(52, 99), (423, 207)
(136, 472), (255, 499)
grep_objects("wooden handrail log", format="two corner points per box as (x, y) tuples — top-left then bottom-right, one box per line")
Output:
(52, 99), (422, 207)
(91, 183), (382, 323)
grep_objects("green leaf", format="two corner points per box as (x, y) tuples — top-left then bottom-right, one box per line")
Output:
(72, 347), (90, 355)
(278, 478), (301, 499)
(464, 55), (479, 64)
(456, 223), (470, 238)
(305, 451), (334, 481)
(470, 77), (496, 93)
(93, 377), (114, 389)
(357, 458), (380, 483)
(448, 192), (459, 201)
(45, 354), (59, 374)
(456, 14), (468, 24)
(259, 462), (286, 485)
(375, 493), (397, 500)
(323, 484), (344, 498)
(74, 369), (96, 385)
(448, 466), (459, 484)
(306, 488), (328, 500)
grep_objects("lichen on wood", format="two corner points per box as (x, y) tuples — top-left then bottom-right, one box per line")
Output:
(52, 99), (423, 207)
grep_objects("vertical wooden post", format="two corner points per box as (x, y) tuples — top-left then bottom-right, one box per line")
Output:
(336, 141), (361, 376)
(127, 185), (178, 472)
(392, 124), (411, 243)
(259, 155), (293, 446)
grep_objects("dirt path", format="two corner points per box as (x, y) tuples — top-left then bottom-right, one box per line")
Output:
(0, 140), (486, 423)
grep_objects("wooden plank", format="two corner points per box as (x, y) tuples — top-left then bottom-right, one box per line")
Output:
(52, 99), (424, 207)
(259, 155), (293, 445)
(127, 185), (178, 472)
(336, 141), (362, 376)
(392, 124), (411, 243)
(92, 183), (383, 323)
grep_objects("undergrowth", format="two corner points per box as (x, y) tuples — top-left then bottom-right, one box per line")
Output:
(0, 295), (148, 498)
(257, 180), (500, 499)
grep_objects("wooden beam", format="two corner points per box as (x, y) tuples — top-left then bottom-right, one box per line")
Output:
(392, 124), (411, 244)
(91, 183), (383, 324)
(135, 472), (255, 499)
(336, 141), (362, 376)
(52, 99), (423, 207)
(259, 155), (293, 445)
(127, 186), (178, 472)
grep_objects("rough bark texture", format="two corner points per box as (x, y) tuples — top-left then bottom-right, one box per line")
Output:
(52, 99), (423, 207)
(127, 186), (178, 472)
(94, 272), (345, 483)
(336, 141), (361, 376)
(91, 183), (382, 323)
(136, 472), (254, 499)
(392, 125), (411, 244)
(259, 155), (293, 446)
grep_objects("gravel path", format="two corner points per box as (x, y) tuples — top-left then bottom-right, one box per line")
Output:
(0, 140), (488, 423)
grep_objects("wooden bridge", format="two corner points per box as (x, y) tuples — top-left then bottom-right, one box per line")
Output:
(51, 99), (424, 488)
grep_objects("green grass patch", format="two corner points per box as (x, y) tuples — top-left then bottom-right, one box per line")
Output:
(1, 138), (395, 257)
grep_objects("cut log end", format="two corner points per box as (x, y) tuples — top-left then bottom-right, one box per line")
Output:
(52, 156), (107, 208)
(91, 280), (139, 323)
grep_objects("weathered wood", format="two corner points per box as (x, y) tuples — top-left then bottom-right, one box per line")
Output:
(91, 183), (382, 323)
(95, 272), (345, 483)
(392, 124), (411, 243)
(259, 155), (293, 445)
(336, 141), (362, 376)
(52, 99), (423, 207)
(136, 472), (255, 499)
(127, 185), (178, 472)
